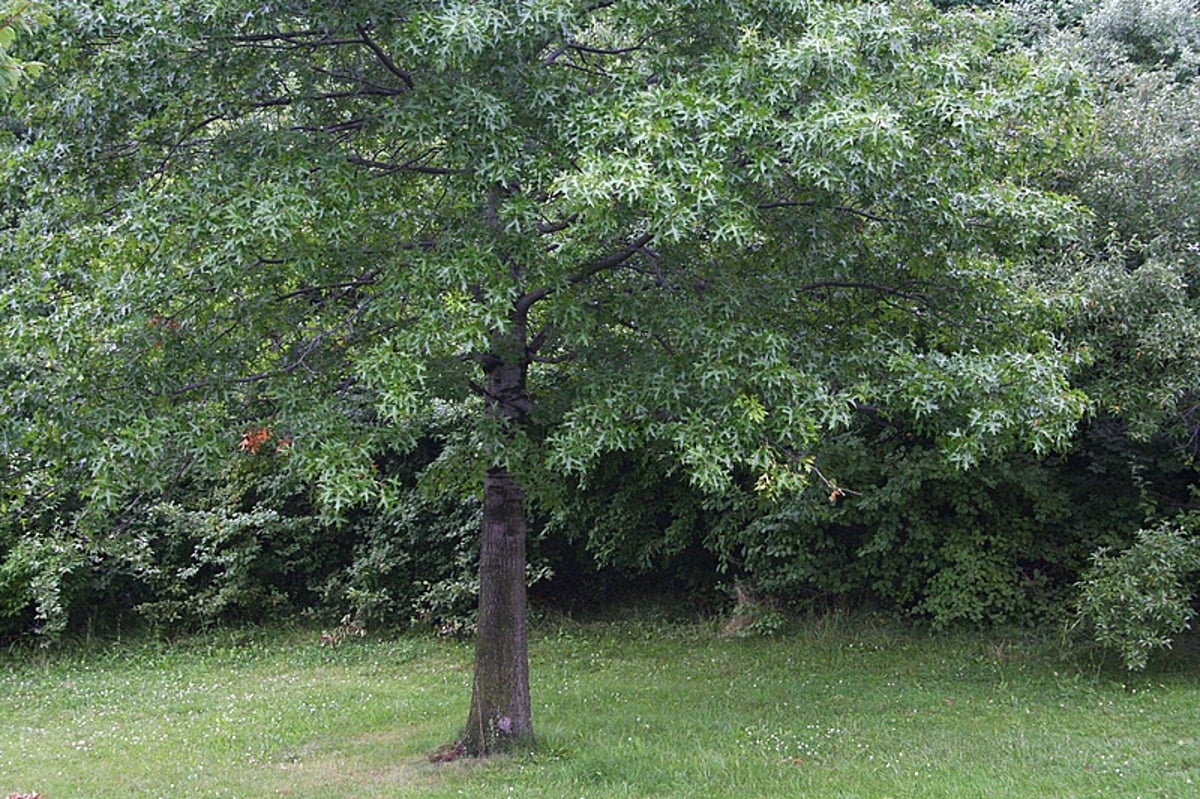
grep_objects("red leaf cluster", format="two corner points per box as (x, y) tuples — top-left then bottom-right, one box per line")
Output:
(239, 427), (272, 454)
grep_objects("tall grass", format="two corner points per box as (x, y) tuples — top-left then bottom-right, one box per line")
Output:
(2, 613), (1198, 798)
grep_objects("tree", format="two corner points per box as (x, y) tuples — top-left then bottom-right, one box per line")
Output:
(1009, 0), (1200, 454)
(1002, 0), (1200, 665)
(2, 0), (1090, 754)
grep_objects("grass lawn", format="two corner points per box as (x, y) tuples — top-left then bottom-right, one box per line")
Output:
(2, 612), (1198, 798)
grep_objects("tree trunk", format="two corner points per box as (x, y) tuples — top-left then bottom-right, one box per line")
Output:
(462, 465), (533, 755)
(462, 338), (534, 756)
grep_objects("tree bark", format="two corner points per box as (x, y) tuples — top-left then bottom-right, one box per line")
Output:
(462, 334), (534, 756)
(462, 465), (533, 755)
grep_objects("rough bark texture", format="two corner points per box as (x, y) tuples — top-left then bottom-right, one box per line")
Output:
(463, 465), (533, 755)
(462, 334), (534, 756)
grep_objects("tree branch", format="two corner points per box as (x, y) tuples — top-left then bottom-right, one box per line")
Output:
(228, 30), (365, 49)
(252, 85), (408, 107)
(565, 40), (646, 56)
(758, 199), (893, 224)
(309, 64), (407, 97)
(571, 232), (655, 284)
(537, 214), (577, 234)
(356, 24), (415, 90)
(346, 155), (469, 176)
(513, 232), (654, 316)
(275, 271), (380, 302)
(143, 113), (226, 190)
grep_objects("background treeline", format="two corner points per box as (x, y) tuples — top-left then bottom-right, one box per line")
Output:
(2, 0), (1199, 671)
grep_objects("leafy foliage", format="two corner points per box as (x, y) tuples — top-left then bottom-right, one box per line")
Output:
(1001, 0), (1200, 661)
(0, 1), (45, 92)
(1082, 0), (1200, 76)
(1074, 515), (1200, 669)
(0, 405), (502, 637)
(3, 0), (1092, 495)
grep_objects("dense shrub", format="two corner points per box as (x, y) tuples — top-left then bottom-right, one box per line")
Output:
(0, 464), (93, 638)
(1082, 0), (1200, 75)
(0, 414), (1186, 640)
(547, 422), (1152, 628)
(322, 484), (483, 635)
(0, 406), (544, 639)
(718, 432), (1144, 626)
(1074, 515), (1200, 669)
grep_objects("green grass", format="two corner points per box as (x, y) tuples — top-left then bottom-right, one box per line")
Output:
(3, 613), (1199, 798)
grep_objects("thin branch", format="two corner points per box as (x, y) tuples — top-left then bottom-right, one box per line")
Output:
(346, 155), (469, 176)
(512, 232), (654, 317)
(247, 96), (295, 110)
(356, 24), (415, 90)
(613, 317), (677, 357)
(232, 27), (414, 95)
(767, 437), (863, 498)
(550, 59), (614, 79)
(810, 462), (862, 498)
(537, 214), (578, 234)
(310, 64), (407, 96)
(173, 370), (275, 396)
(292, 117), (367, 139)
(228, 30), (363, 49)
(565, 40), (646, 56)
(758, 199), (893, 224)
(571, 232), (655, 283)
(143, 113), (226, 190)
(172, 305), (394, 398)
(229, 30), (324, 43)
(253, 85), (409, 107)
(275, 272), (380, 302)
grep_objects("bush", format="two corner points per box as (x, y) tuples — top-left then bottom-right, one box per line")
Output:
(324, 483), (483, 634)
(719, 426), (1142, 628)
(1074, 515), (1200, 669)
(0, 461), (95, 639)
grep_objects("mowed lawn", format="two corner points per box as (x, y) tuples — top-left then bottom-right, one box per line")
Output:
(2, 614), (1198, 798)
